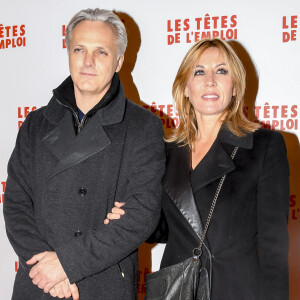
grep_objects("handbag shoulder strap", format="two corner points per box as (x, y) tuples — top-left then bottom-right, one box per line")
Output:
(194, 146), (239, 258)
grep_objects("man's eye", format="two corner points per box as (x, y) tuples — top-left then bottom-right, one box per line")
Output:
(217, 68), (228, 75)
(99, 50), (108, 55)
(74, 48), (82, 52)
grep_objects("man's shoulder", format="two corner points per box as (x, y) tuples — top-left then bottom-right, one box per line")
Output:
(125, 99), (162, 126)
(19, 97), (63, 134)
(122, 99), (164, 143)
(20, 106), (47, 128)
(30, 106), (47, 118)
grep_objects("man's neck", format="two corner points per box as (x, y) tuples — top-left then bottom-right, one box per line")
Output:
(74, 90), (107, 114)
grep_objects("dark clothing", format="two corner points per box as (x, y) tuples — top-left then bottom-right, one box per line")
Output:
(4, 74), (165, 300)
(153, 127), (289, 300)
(53, 73), (120, 133)
(78, 108), (84, 122)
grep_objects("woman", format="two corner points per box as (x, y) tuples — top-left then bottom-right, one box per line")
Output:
(106, 38), (290, 300)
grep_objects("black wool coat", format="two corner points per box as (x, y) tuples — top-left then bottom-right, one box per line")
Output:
(153, 127), (289, 300)
(3, 78), (165, 300)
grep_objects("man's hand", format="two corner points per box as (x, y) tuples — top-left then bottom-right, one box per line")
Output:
(49, 278), (79, 299)
(27, 251), (67, 293)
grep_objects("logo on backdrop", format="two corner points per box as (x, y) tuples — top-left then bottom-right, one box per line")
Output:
(290, 195), (299, 221)
(167, 14), (238, 45)
(143, 101), (179, 129)
(0, 24), (26, 49)
(282, 15), (298, 43)
(18, 106), (38, 129)
(0, 181), (5, 204)
(62, 25), (66, 48)
(245, 103), (298, 131)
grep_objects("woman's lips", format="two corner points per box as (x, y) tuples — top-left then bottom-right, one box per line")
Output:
(202, 93), (219, 100)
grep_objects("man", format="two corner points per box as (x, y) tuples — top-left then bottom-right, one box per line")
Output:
(4, 8), (165, 300)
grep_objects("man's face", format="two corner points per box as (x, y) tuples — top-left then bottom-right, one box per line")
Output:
(68, 20), (124, 102)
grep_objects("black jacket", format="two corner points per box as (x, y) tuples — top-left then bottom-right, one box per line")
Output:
(4, 75), (165, 300)
(153, 127), (289, 300)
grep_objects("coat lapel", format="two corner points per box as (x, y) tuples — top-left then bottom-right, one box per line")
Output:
(163, 127), (253, 241)
(163, 145), (204, 240)
(190, 139), (236, 194)
(42, 82), (127, 178)
(190, 126), (253, 194)
(44, 112), (111, 178)
(42, 111), (76, 161)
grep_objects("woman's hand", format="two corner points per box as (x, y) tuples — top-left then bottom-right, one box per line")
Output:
(104, 202), (125, 224)
(49, 278), (79, 299)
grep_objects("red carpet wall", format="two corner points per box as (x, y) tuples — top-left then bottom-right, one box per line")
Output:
(0, 0), (299, 299)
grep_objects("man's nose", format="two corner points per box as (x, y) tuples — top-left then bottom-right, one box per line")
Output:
(83, 53), (95, 67)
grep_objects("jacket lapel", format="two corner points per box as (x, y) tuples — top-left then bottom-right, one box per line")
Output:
(45, 112), (111, 178)
(163, 127), (253, 240)
(190, 126), (253, 194)
(190, 139), (236, 194)
(42, 110), (76, 161)
(163, 145), (204, 240)
(42, 83), (127, 178)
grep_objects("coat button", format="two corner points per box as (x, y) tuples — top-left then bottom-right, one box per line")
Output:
(74, 230), (82, 237)
(79, 187), (87, 196)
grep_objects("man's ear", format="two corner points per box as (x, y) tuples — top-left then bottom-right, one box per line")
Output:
(116, 54), (124, 73)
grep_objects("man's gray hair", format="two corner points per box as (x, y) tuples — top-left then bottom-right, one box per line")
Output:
(65, 8), (127, 57)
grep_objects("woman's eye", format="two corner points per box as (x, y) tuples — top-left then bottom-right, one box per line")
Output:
(217, 68), (228, 75)
(194, 69), (204, 76)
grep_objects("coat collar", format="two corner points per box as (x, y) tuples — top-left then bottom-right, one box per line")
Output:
(43, 74), (126, 126)
(218, 124), (253, 149)
(163, 126), (253, 241)
(191, 125), (253, 193)
(51, 72), (121, 118)
(42, 79), (126, 177)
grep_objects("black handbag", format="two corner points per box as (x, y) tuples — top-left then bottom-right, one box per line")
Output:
(145, 147), (239, 300)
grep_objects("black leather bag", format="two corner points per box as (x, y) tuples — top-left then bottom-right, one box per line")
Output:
(144, 254), (210, 300)
(145, 147), (238, 300)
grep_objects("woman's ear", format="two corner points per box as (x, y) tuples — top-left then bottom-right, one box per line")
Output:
(232, 86), (237, 97)
(184, 86), (189, 98)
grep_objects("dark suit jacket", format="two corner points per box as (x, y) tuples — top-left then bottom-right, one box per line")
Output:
(155, 127), (289, 300)
(3, 80), (165, 300)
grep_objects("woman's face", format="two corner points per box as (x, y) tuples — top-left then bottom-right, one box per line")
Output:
(184, 47), (235, 119)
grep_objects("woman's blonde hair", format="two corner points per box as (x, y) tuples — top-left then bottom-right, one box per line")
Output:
(168, 38), (260, 147)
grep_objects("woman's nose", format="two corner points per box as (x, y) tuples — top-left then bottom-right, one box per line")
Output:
(204, 72), (216, 87)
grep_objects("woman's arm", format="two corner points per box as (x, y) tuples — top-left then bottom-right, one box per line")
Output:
(257, 131), (289, 300)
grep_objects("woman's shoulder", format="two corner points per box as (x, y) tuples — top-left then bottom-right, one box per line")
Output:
(253, 128), (285, 145)
(165, 141), (188, 155)
(251, 128), (287, 159)
(165, 141), (178, 150)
